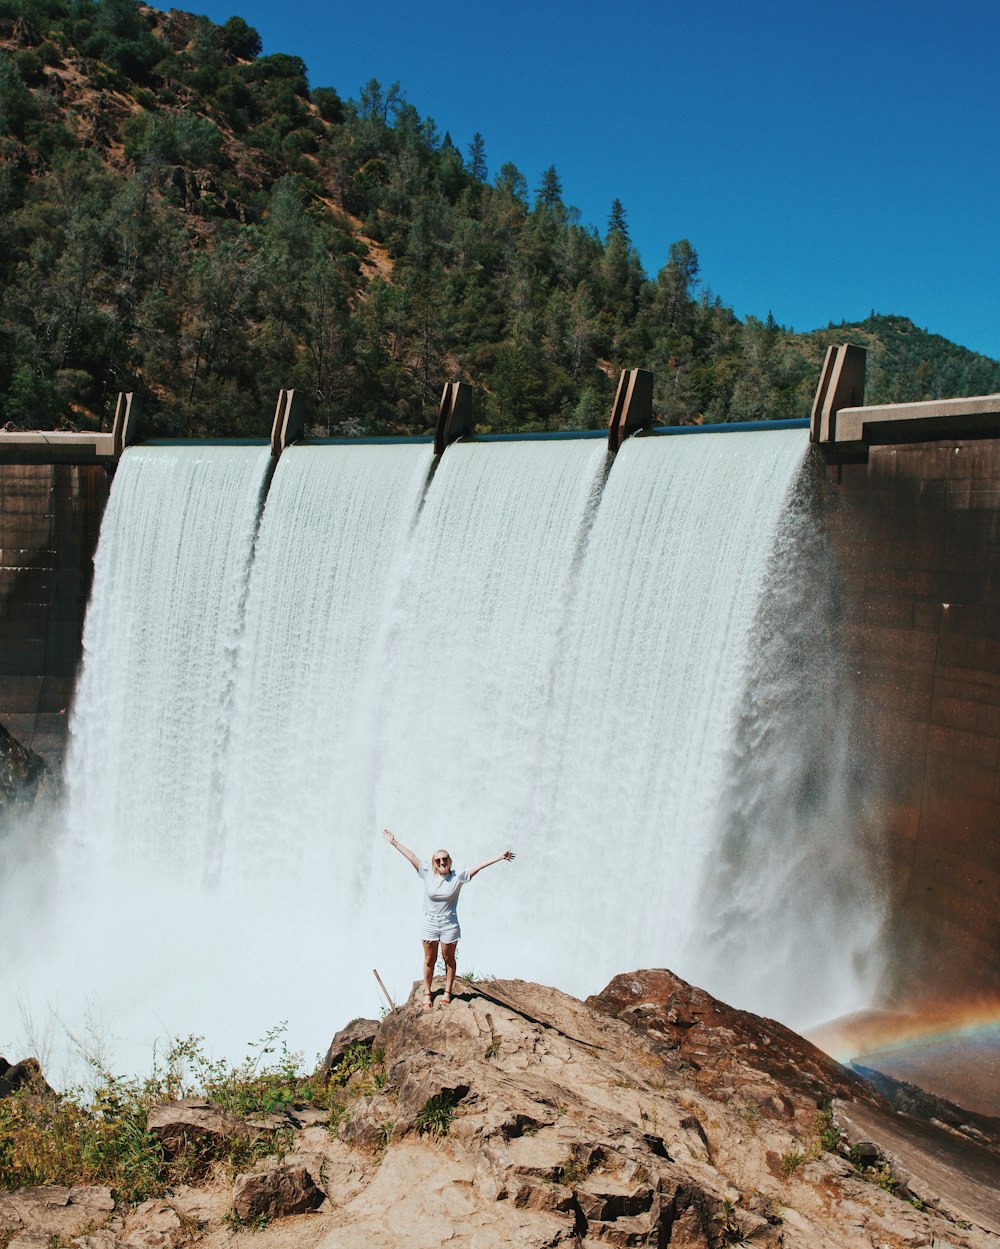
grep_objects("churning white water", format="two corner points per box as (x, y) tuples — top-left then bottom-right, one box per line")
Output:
(0, 429), (886, 1078)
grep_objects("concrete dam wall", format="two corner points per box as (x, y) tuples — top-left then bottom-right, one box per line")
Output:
(0, 463), (109, 773)
(831, 440), (1000, 1009)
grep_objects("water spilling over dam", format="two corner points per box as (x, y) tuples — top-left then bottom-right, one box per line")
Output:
(0, 423), (889, 1073)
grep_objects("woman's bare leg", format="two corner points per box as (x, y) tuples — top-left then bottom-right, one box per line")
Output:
(422, 940), (439, 1005)
(441, 942), (458, 1001)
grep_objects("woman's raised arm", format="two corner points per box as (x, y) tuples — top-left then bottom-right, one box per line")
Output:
(383, 827), (421, 872)
(468, 849), (515, 879)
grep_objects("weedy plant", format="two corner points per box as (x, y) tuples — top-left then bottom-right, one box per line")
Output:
(328, 1043), (383, 1088)
(779, 1150), (805, 1177)
(872, 1166), (897, 1193)
(553, 1155), (586, 1186)
(414, 1092), (459, 1137)
(712, 1198), (745, 1246)
(813, 1108), (839, 1153)
(223, 1210), (271, 1233)
(0, 1025), (325, 1203)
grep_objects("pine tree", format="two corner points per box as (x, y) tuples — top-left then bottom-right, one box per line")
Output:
(467, 131), (487, 181)
(535, 164), (562, 209)
(607, 197), (629, 241)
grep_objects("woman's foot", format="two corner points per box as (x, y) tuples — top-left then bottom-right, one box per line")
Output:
(422, 992), (433, 1010)
(441, 992), (452, 1005)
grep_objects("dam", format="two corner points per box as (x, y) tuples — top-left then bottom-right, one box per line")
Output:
(1, 361), (999, 1087)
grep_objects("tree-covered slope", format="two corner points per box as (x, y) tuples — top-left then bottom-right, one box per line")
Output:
(1, 0), (998, 437)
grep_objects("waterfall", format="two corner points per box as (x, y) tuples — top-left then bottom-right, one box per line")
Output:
(503, 429), (859, 1008)
(0, 429), (886, 1077)
(65, 444), (274, 868)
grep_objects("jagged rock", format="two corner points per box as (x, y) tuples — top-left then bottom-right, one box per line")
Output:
(318, 1016), (379, 1079)
(0, 1186), (114, 1239)
(588, 968), (874, 1110)
(286, 1106), (330, 1128)
(242, 1111), (291, 1132)
(338, 1104), (392, 1155)
(231, 1164), (325, 1221)
(146, 1097), (250, 1160)
(0, 1057), (52, 1099)
(394, 1063), (470, 1125)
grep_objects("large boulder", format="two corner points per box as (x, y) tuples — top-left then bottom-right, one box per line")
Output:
(0, 1057), (53, 1099)
(231, 1164), (325, 1221)
(146, 1098), (250, 1160)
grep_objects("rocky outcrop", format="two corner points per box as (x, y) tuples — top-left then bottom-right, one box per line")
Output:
(313, 974), (999, 1247)
(0, 723), (52, 817)
(588, 968), (876, 1110)
(0, 1185), (114, 1243)
(2, 972), (999, 1249)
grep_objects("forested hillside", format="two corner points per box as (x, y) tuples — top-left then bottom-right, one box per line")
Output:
(2, 0), (999, 437)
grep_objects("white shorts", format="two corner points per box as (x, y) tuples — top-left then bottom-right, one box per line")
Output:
(421, 916), (460, 944)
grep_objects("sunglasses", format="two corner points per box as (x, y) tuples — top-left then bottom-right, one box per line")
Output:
(434, 858), (451, 865)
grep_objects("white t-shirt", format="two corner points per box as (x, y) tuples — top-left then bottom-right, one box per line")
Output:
(419, 861), (471, 925)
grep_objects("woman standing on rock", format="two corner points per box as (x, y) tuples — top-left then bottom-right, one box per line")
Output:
(382, 828), (515, 1008)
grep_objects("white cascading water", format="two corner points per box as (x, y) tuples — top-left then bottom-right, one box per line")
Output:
(688, 455), (886, 1024)
(63, 445), (273, 871)
(217, 443), (434, 884)
(0, 429), (885, 1078)
(486, 428), (877, 1015)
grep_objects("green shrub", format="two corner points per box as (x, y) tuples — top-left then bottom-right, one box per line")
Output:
(553, 1155), (585, 1186)
(219, 17), (261, 62)
(223, 1210), (269, 1233)
(328, 1042), (378, 1088)
(14, 50), (44, 85)
(123, 111), (222, 167)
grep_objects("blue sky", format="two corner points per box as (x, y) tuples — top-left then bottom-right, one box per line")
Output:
(177, 0), (1000, 359)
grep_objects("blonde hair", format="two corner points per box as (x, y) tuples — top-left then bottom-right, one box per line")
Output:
(432, 849), (452, 875)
